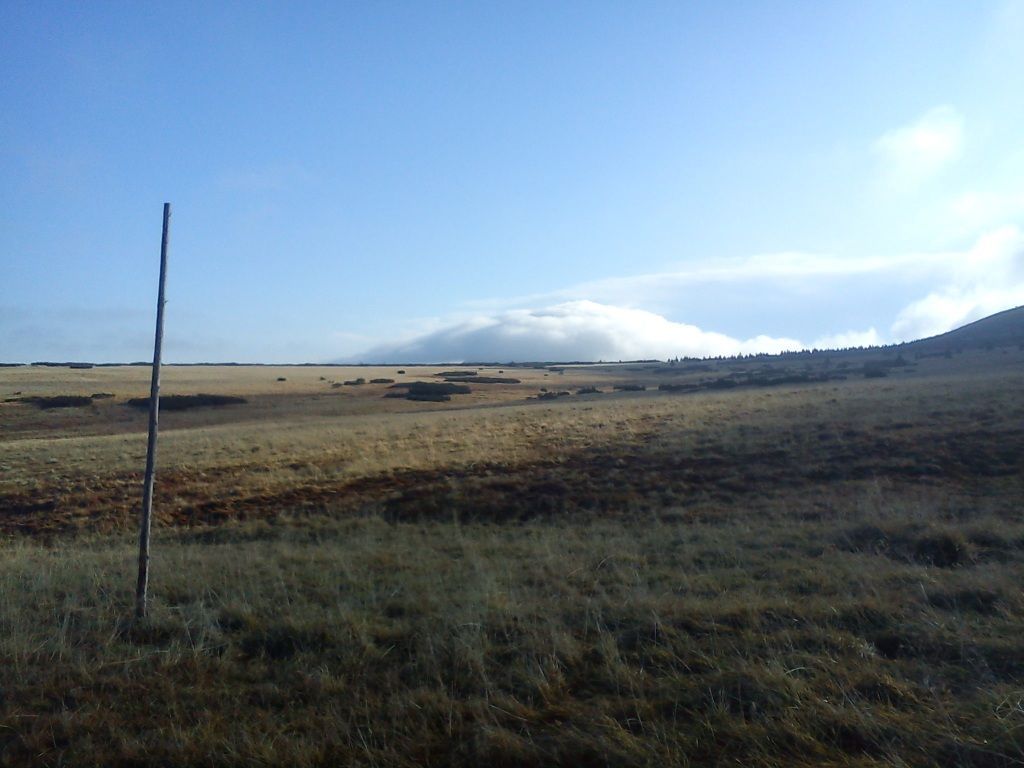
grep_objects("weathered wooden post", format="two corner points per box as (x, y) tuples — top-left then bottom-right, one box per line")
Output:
(136, 202), (170, 619)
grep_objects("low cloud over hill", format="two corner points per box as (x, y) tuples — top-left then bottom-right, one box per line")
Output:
(352, 226), (1024, 364)
(356, 301), (803, 363)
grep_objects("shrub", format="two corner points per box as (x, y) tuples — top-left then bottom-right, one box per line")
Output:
(444, 376), (520, 384)
(659, 383), (698, 393)
(863, 364), (888, 379)
(383, 381), (471, 401)
(537, 391), (571, 400)
(126, 394), (247, 411)
(400, 382), (470, 396)
(705, 378), (737, 389)
(22, 395), (94, 409)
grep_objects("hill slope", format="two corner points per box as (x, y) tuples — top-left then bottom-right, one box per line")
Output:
(904, 305), (1024, 353)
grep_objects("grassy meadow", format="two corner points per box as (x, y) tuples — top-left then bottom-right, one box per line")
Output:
(1, 350), (1022, 766)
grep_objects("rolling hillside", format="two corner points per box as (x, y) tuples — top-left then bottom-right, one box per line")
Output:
(903, 305), (1024, 354)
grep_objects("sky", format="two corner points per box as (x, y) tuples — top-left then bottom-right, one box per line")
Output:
(2, 1), (1023, 363)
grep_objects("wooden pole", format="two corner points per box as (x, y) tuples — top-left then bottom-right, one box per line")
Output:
(136, 203), (170, 619)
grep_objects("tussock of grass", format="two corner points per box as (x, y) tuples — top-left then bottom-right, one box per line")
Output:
(836, 522), (976, 567)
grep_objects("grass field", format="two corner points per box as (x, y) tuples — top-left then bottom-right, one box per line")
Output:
(1, 350), (1022, 766)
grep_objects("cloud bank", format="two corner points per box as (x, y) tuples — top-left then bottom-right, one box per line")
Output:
(350, 98), (1017, 365)
(358, 301), (803, 363)
(352, 226), (1024, 364)
(280, 104), (1024, 363)
(892, 226), (1024, 339)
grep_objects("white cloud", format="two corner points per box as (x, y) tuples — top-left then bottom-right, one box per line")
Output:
(874, 106), (964, 191)
(890, 226), (1024, 339)
(355, 301), (803, 363)
(347, 228), (1024, 363)
(465, 248), (954, 314)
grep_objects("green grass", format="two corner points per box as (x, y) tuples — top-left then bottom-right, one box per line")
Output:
(2, 507), (1022, 766)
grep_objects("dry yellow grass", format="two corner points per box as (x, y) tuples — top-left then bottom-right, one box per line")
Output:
(2, 359), (1021, 534)
(1, 351), (1023, 765)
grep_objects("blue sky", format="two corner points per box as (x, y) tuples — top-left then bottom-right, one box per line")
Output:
(2, 1), (1023, 362)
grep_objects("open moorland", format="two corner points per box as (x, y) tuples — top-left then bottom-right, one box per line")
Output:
(1, 342), (1023, 766)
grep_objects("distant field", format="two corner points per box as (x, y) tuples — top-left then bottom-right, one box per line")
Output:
(1, 349), (1022, 765)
